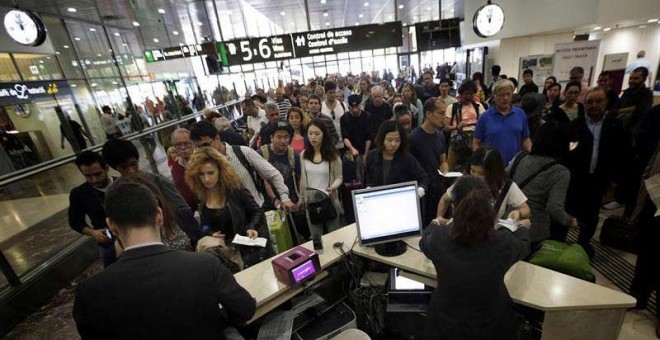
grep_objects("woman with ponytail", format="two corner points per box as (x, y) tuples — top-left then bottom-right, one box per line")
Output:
(420, 176), (531, 339)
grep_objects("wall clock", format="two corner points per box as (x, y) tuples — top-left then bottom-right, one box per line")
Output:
(4, 9), (47, 46)
(473, 2), (505, 38)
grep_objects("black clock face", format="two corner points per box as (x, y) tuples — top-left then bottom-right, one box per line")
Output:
(4, 10), (47, 46)
(473, 4), (505, 38)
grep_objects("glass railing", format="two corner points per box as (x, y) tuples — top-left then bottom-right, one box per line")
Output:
(0, 100), (242, 290)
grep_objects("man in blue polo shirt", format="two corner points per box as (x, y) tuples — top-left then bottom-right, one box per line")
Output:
(473, 79), (532, 164)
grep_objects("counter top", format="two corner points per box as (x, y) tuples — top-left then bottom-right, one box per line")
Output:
(236, 224), (634, 318)
(352, 234), (636, 311)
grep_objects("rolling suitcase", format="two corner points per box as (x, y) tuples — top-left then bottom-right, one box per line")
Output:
(265, 209), (294, 254)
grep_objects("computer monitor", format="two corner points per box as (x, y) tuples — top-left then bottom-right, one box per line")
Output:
(352, 181), (423, 257)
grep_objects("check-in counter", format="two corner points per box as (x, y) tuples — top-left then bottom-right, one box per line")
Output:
(236, 224), (636, 339)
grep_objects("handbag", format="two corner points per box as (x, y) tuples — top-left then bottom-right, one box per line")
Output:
(599, 215), (639, 254)
(528, 240), (595, 282)
(304, 161), (338, 224)
(196, 236), (244, 273)
(306, 191), (338, 224)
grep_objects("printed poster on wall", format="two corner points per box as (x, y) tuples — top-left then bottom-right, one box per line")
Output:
(518, 55), (554, 90)
(552, 40), (601, 84)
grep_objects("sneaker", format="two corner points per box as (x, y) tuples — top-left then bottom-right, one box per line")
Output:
(602, 201), (622, 210)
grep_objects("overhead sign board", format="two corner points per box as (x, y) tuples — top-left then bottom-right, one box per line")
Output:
(217, 34), (294, 66)
(218, 22), (403, 66)
(291, 21), (402, 58)
(0, 80), (71, 105)
(144, 42), (216, 63)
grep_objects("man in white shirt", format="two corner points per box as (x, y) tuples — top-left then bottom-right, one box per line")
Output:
(241, 98), (268, 145)
(625, 50), (653, 87)
(320, 81), (346, 150)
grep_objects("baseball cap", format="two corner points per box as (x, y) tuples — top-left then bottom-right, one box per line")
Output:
(271, 121), (293, 135)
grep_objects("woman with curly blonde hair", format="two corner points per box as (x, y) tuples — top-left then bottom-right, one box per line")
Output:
(185, 147), (274, 267)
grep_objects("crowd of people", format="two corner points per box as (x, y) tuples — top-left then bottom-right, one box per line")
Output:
(67, 59), (659, 338)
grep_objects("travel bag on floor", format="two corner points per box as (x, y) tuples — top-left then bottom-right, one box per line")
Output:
(527, 240), (595, 282)
(599, 215), (639, 254)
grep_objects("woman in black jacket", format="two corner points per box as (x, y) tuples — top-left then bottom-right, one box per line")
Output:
(365, 120), (429, 192)
(185, 147), (273, 268)
(420, 176), (530, 340)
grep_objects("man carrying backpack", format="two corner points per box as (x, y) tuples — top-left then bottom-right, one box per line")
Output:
(443, 80), (485, 172)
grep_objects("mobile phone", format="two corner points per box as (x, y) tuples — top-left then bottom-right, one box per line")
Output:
(103, 228), (112, 239)
(312, 234), (323, 250)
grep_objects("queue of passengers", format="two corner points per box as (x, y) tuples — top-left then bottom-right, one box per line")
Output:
(68, 64), (659, 339)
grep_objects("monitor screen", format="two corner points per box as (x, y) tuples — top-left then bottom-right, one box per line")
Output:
(353, 182), (422, 246)
(292, 259), (317, 284)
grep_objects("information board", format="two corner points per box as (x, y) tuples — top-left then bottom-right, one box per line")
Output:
(218, 22), (403, 66)
(217, 34), (294, 66)
(144, 42), (216, 63)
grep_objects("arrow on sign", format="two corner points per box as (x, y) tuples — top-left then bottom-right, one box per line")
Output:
(295, 35), (305, 47)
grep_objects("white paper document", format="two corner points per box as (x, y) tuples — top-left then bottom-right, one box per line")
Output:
(438, 170), (463, 178)
(232, 234), (268, 247)
(496, 219), (519, 232)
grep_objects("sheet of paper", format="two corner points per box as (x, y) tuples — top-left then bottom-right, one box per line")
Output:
(496, 219), (519, 232)
(232, 234), (267, 247)
(438, 170), (463, 178)
(644, 174), (660, 217)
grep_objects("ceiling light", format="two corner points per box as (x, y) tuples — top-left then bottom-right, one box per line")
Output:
(325, 22), (330, 26)
(323, 12), (328, 17)
(39, 60), (44, 63)
(97, 53), (102, 57)
(112, 81), (118, 85)
(114, 32), (120, 36)
(648, 18), (659, 23)
(89, 28), (96, 32)
(280, 11), (285, 16)
(594, 26), (602, 30)
(388, 15), (393, 20)
(402, 22), (407, 26)
(153, 38), (159, 43)
(355, 22), (359, 26)
(122, 43), (128, 46)
(321, 0), (326, 3)
(172, 30), (179, 35)
(364, 2), (369, 7)
(413, 16), (418, 20)
(91, 83), (97, 87)
(603, 27), (612, 31)
(74, 37), (81, 41)
(158, 8), (165, 14)
(63, 45), (69, 48)
(427, 7), (431, 11)
(132, 21), (140, 27)
(359, 14), (363, 18)
(291, 22), (296, 25)
(67, 7), (77, 13)
(70, 84), (76, 87)
(196, 22), (203, 26)
(398, 4), (404, 9)
(56, 51), (61, 55)
(179, 43), (184, 46)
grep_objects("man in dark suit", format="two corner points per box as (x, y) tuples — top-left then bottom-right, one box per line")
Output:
(73, 182), (255, 339)
(566, 87), (626, 258)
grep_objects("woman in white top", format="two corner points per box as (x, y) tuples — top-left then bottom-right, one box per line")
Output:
(299, 119), (343, 236)
(437, 147), (530, 223)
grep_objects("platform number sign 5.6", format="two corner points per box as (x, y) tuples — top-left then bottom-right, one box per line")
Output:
(219, 35), (294, 66)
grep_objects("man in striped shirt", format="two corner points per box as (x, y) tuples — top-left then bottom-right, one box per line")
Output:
(275, 87), (292, 121)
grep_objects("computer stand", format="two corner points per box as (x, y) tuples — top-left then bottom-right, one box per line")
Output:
(375, 241), (407, 257)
